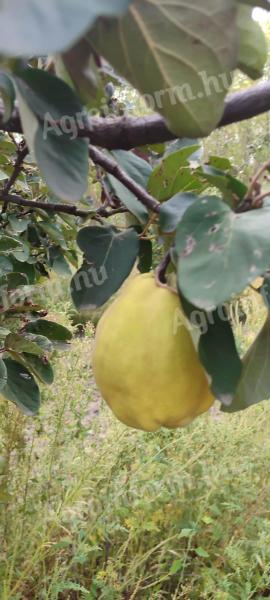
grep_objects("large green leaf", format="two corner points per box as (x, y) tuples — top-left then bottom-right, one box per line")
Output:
(175, 197), (270, 310)
(237, 5), (267, 79)
(71, 226), (139, 309)
(222, 314), (270, 413)
(0, 0), (133, 56)
(1, 358), (40, 416)
(91, 0), (238, 137)
(15, 70), (89, 201)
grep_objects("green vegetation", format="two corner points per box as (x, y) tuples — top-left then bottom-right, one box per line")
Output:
(0, 293), (268, 600)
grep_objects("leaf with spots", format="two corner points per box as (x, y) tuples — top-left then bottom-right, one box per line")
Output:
(147, 147), (204, 202)
(174, 196), (270, 310)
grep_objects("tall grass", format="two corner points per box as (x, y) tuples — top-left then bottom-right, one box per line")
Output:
(0, 290), (269, 599)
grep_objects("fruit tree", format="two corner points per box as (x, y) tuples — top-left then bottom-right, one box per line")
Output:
(0, 0), (269, 421)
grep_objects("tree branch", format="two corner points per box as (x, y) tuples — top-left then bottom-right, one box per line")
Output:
(0, 192), (127, 219)
(1, 82), (270, 150)
(4, 145), (28, 192)
(2, 143), (28, 212)
(88, 146), (161, 213)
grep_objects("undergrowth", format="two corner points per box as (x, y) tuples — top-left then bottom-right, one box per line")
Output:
(0, 286), (269, 599)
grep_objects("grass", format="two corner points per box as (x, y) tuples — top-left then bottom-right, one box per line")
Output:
(0, 288), (269, 599)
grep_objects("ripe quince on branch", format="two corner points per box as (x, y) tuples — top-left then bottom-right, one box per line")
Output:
(93, 274), (214, 432)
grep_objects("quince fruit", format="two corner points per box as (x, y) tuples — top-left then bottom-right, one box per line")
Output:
(92, 274), (214, 431)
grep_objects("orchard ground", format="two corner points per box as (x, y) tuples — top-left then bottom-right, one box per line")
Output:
(0, 281), (270, 600)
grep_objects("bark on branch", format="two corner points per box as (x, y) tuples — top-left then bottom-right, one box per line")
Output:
(1, 82), (270, 150)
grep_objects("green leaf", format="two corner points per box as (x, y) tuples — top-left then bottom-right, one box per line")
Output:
(0, 0), (133, 56)
(0, 359), (7, 392)
(138, 238), (152, 273)
(0, 169), (8, 181)
(237, 5), (268, 79)
(195, 547), (210, 559)
(238, 0), (269, 8)
(38, 222), (67, 249)
(1, 358), (40, 416)
(15, 70), (89, 202)
(196, 165), (247, 205)
(5, 333), (44, 357)
(20, 354), (54, 385)
(0, 328), (10, 338)
(16, 69), (83, 121)
(159, 193), (197, 234)
(2, 272), (29, 290)
(0, 71), (15, 122)
(198, 308), (242, 402)
(59, 42), (101, 105)
(179, 294), (242, 401)
(198, 165), (230, 192)
(48, 247), (72, 277)
(165, 138), (202, 160)
(0, 140), (16, 156)
(71, 226), (139, 310)
(12, 240), (30, 262)
(208, 156), (232, 171)
(169, 559), (182, 575)
(107, 174), (149, 225)
(0, 235), (22, 252)
(0, 255), (13, 276)
(112, 150), (152, 189)
(175, 197), (270, 310)
(10, 258), (36, 285)
(8, 214), (30, 233)
(91, 1), (238, 137)
(24, 320), (72, 342)
(222, 314), (270, 413)
(23, 334), (53, 354)
(148, 148), (203, 202)
(262, 274), (270, 309)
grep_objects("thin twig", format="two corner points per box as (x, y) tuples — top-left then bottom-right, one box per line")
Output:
(89, 146), (161, 214)
(0, 192), (127, 219)
(245, 159), (270, 200)
(2, 144), (28, 213)
(156, 251), (171, 285)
